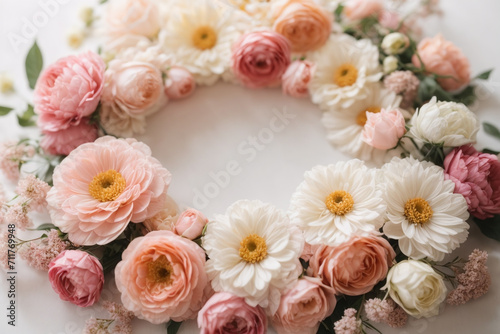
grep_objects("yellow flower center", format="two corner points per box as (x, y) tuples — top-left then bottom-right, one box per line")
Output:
(325, 190), (354, 216)
(192, 26), (217, 50)
(88, 169), (126, 202)
(333, 63), (358, 87)
(356, 106), (381, 126)
(404, 198), (433, 225)
(147, 255), (174, 285)
(239, 234), (268, 264)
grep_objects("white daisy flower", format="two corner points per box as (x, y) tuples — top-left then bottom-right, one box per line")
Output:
(382, 156), (469, 261)
(203, 200), (303, 315)
(321, 83), (403, 162)
(308, 33), (382, 109)
(289, 160), (386, 246)
(159, 0), (251, 85)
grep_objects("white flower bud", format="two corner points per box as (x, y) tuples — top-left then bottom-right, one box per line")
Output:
(383, 56), (398, 74)
(67, 27), (86, 49)
(381, 32), (410, 55)
(0, 73), (14, 93)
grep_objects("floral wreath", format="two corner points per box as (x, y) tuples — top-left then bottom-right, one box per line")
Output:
(1, 0), (499, 333)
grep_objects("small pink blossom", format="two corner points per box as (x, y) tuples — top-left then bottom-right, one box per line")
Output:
(40, 119), (99, 156)
(16, 174), (51, 212)
(4, 204), (32, 231)
(164, 67), (196, 99)
(282, 60), (315, 98)
(378, 11), (400, 30)
(344, 0), (382, 20)
(0, 141), (35, 181)
(386, 302), (408, 328)
(174, 208), (208, 240)
(383, 71), (420, 108)
(334, 308), (361, 334)
(19, 229), (69, 271)
(364, 298), (394, 323)
(362, 108), (406, 150)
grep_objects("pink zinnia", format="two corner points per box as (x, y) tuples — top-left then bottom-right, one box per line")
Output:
(46, 136), (171, 245)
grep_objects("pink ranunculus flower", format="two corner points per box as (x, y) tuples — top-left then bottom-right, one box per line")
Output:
(282, 60), (316, 98)
(444, 145), (500, 219)
(412, 34), (471, 91)
(34, 51), (105, 132)
(48, 250), (104, 307)
(46, 136), (171, 246)
(272, 277), (336, 334)
(198, 292), (267, 334)
(362, 108), (406, 150)
(115, 231), (209, 324)
(309, 234), (395, 296)
(40, 119), (98, 156)
(231, 31), (291, 89)
(174, 208), (208, 240)
(164, 67), (196, 100)
(344, 0), (383, 20)
(272, 0), (332, 53)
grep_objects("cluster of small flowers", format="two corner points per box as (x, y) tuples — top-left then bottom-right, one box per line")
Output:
(364, 298), (408, 328)
(18, 229), (69, 271)
(0, 141), (35, 181)
(83, 301), (134, 334)
(334, 308), (362, 334)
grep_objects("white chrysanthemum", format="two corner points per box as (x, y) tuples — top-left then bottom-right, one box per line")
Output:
(381, 156), (469, 261)
(308, 34), (382, 109)
(159, 0), (251, 85)
(227, 0), (274, 24)
(321, 84), (403, 162)
(289, 160), (386, 246)
(203, 200), (303, 314)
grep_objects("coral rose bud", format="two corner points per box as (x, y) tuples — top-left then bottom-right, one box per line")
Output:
(174, 208), (208, 240)
(282, 60), (316, 98)
(165, 67), (196, 99)
(362, 108), (406, 150)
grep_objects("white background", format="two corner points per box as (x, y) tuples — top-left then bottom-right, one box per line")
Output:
(1, 0), (500, 333)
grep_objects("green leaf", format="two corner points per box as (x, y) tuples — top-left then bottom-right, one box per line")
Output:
(483, 148), (500, 155)
(474, 216), (500, 242)
(451, 85), (476, 106)
(166, 321), (182, 334)
(100, 0), (108, 4)
(0, 106), (13, 116)
(17, 104), (36, 127)
(25, 41), (44, 89)
(334, 4), (344, 22)
(475, 69), (493, 80)
(483, 122), (500, 141)
(417, 76), (438, 103)
(34, 223), (58, 231)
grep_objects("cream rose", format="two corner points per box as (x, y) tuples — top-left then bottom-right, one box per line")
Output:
(409, 97), (479, 147)
(104, 0), (160, 40)
(382, 260), (447, 318)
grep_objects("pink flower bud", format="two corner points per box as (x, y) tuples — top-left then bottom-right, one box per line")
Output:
(282, 60), (316, 98)
(174, 208), (208, 240)
(362, 108), (406, 150)
(164, 67), (196, 99)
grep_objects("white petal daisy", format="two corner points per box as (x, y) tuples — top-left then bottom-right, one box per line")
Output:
(321, 83), (403, 162)
(308, 34), (382, 109)
(159, 0), (251, 85)
(203, 200), (303, 315)
(381, 156), (470, 261)
(289, 160), (386, 246)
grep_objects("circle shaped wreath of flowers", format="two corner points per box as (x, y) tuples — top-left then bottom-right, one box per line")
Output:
(2, 1), (498, 334)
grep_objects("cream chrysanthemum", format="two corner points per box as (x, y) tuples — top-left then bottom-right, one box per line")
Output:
(321, 84), (403, 161)
(289, 160), (386, 246)
(309, 34), (382, 109)
(382, 156), (469, 261)
(203, 200), (303, 315)
(159, 0), (251, 85)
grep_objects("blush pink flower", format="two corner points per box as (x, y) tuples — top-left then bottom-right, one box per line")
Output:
(115, 231), (209, 324)
(412, 34), (470, 91)
(174, 208), (208, 240)
(16, 174), (51, 212)
(40, 119), (98, 156)
(272, 277), (336, 334)
(345, 0), (383, 21)
(198, 292), (267, 334)
(231, 31), (291, 89)
(164, 67), (196, 100)
(46, 136), (171, 245)
(444, 145), (500, 219)
(34, 51), (105, 132)
(309, 234), (395, 296)
(362, 108), (406, 150)
(378, 11), (400, 30)
(48, 250), (104, 307)
(282, 60), (316, 98)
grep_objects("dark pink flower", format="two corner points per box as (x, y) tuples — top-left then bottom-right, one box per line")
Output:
(40, 119), (98, 156)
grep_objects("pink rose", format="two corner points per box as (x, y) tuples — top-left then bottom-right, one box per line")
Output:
(282, 60), (316, 98)
(412, 34), (470, 91)
(378, 10), (400, 30)
(198, 292), (267, 334)
(34, 51), (105, 132)
(174, 208), (208, 240)
(444, 145), (500, 220)
(232, 31), (291, 89)
(273, 0), (332, 52)
(300, 242), (316, 262)
(40, 119), (98, 156)
(104, 0), (160, 40)
(165, 67), (196, 99)
(272, 277), (336, 334)
(115, 231), (208, 324)
(362, 108), (406, 150)
(48, 250), (104, 307)
(309, 234), (395, 295)
(345, 0), (383, 20)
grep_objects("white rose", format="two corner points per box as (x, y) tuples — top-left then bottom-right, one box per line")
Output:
(383, 56), (398, 74)
(104, 0), (160, 39)
(381, 32), (410, 55)
(409, 97), (479, 147)
(382, 260), (447, 318)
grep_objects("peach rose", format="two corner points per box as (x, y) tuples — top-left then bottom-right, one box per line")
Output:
(282, 60), (316, 98)
(104, 0), (160, 40)
(165, 67), (196, 100)
(412, 34), (471, 91)
(115, 231), (208, 324)
(309, 234), (395, 295)
(272, 277), (336, 334)
(143, 195), (180, 232)
(362, 108), (406, 150)
(345, 0), (383, 20)
(40, 119), (98, 156)
(174, 208), (208, 240)
(273, 0), (332, 52)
